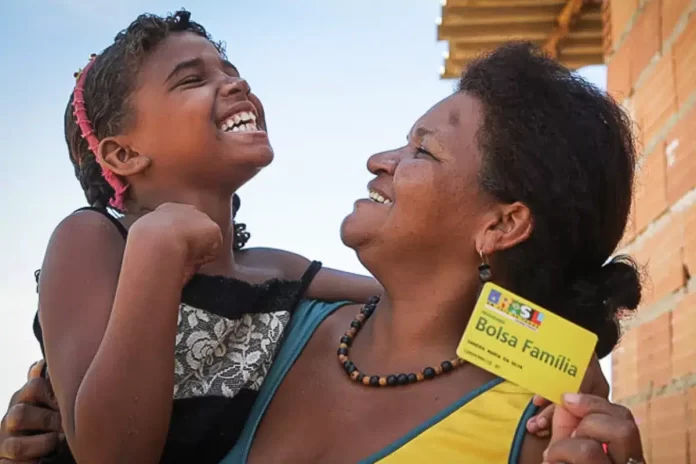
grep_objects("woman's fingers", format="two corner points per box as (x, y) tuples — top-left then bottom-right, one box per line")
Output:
(527, 402), (553, 437)
(543, 437), (612, 464)
(0, 432), (62, 461)
(572, 412), (643, 464)
(1, 402), (62, 435)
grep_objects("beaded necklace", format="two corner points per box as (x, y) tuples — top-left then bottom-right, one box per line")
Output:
(337, 296), (466, 387)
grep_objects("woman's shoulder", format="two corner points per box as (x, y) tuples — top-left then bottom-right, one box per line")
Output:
(287, 299), (355, 334)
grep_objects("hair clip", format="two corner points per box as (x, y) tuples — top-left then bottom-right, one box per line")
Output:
(73, 54), (97, 81)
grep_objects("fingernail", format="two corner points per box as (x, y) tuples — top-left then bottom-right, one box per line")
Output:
(537, 429), (550, 438)
(543, 448), (549, 460)
(537, 416), (548, 429)
(563, 392), (582, 404)
(571, 429), (576, 438)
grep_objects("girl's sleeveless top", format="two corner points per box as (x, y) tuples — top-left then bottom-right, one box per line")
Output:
(223, 300), (538, 464)
(32, 207), (322, 464)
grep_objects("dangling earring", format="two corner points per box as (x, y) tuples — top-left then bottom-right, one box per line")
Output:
(478, 250), (492, 283)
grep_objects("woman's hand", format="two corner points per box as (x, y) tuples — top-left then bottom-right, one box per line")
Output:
(527, 354), (609, 437)
(0, 361), (62, 463)
(543, 393), (645, 464)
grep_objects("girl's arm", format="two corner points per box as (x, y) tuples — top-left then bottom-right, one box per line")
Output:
(241, 247), (383, 303)
(39, 208), (211, 464)
(306, 267), (382, 303)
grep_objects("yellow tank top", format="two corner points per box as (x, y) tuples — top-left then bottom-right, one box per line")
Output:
(367, 379), (535, 463)
(222, 300), (537, 464)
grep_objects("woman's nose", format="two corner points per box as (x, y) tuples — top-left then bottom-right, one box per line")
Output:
(367, 149), (400, 176)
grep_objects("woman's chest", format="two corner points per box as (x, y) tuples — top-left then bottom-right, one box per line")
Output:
(247, 347), (486, 463)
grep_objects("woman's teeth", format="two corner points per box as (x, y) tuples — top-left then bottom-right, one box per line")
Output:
(368, 189), (392, 205)
(220, 111), (259, 132)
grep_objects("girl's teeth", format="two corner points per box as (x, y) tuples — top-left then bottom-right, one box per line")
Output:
(221, 112), (260, 132)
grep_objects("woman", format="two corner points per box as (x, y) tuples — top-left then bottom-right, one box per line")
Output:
(1, 42), (645, 463)
(213, 42), (645, 463)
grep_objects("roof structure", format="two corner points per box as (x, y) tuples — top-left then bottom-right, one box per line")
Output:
(437, 0), (606, 79)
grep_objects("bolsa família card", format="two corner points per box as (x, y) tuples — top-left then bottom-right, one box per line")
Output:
(456, 282), (598, 404)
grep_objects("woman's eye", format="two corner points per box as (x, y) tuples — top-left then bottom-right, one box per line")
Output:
(416, 146), (434, 158)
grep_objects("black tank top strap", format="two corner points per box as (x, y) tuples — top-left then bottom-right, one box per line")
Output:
(75, 206), (128, 240)
(297, 260), (322, 298)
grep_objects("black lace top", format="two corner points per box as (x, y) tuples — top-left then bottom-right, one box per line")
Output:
(33, 207), (322, 463)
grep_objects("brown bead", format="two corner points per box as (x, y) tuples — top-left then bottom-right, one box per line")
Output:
(338, 355), (348, 363)
(416, 372), (425, 382)
(355, 313), (366, 323)
(379, 377), (387, 386)
(339, 343), (348, 349)
(362, 376), (371, 385)
(350, 370), (361, 380)
(347, 328), (357, 337)
(434, 365), (443, 375)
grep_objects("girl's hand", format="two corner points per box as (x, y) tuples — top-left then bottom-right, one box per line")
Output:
(131, 203), (223, 284)
(527, 354), (609, 437)
(543, 393), (645, 464)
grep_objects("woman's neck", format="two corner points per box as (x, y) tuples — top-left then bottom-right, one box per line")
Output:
(351, 272), (480, 373)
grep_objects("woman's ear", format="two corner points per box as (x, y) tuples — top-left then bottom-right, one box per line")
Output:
(475, 202), (533, 255)
(96, 136), (151, 176)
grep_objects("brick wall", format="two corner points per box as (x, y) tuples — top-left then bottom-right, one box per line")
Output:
(604, 1), (696, 463)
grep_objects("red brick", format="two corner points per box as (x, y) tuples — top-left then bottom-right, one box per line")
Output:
(619, 200), (637, 248)
(684, 203), (696, 279)
(622, 98), (644, 153)
(634, 52), (677, 146)
(612, 327), (639, 400)
(674, 14), (696, 106)
(650, 393), (689, 464)
(611, 0), (640, 45)
(688, 387), (696, 463)
(608, 41), (633, 101)
(665, 104), (696, 204)
(634, 146), (668, 232)
(672, 292), (696, 377)
(629, 0), (662, 80)
(637, 313), (672, 389)
(630, 401), (651, 463)
(635, 213), (685, 305)
(662, 0), (692, 42)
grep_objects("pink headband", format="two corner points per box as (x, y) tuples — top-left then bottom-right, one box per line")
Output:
(72, 54), (128, 210)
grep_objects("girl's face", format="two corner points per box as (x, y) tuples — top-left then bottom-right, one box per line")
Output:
(121, 31), (273, 198)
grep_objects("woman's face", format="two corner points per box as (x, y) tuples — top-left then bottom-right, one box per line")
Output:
(341, 93), (497, 270)
(121, 31), (273, 193)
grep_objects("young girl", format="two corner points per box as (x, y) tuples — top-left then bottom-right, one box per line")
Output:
(36, 10), (380, 464)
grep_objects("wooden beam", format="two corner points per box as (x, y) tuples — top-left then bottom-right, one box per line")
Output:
(543, 0), (585, 58)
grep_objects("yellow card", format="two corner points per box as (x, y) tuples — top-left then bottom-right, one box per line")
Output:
(456, 282), (598, 404)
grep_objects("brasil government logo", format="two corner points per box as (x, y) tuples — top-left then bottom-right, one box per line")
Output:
(486, 288), (544, 330)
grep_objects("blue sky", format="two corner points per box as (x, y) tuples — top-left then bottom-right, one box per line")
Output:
(0, 1), (607, 405)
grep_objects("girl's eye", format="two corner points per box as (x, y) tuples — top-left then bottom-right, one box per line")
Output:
(178, 75), (204, 86)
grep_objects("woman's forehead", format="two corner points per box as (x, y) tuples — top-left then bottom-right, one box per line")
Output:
(410, 94), (482, 146)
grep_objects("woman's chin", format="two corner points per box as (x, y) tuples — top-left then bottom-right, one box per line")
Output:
(340, 209), (379, 251)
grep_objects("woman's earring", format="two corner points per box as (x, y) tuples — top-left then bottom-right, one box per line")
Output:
(478, 250), (492, 283)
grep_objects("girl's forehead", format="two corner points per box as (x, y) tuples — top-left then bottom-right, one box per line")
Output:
(139, 32), (232, 81)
